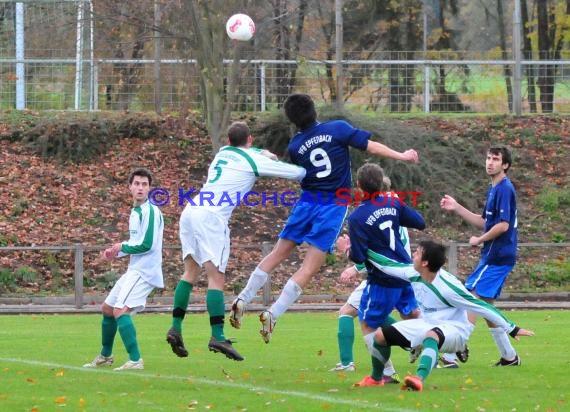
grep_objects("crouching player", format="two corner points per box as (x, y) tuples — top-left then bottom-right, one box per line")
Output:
(368, 240), (534, 391)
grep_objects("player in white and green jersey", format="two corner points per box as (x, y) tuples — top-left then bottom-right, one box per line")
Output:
(166, 121), (306, 361)
(365, 240), (534, 391)
(83, 168), (164, 371)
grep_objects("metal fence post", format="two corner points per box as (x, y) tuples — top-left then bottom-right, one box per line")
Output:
(447, 241), (458, 276)
(261, 241), (273, 306)
(259, 64), (266, 112)
(423, 63), (431, 113)
(74, 243), (84, 309)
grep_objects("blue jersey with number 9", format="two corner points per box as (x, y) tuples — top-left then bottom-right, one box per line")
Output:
(287, 120), (370, 195)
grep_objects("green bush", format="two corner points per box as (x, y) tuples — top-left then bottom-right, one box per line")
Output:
(0, 266), (38, 292)
(529, 259), (570, 288)
(536, 187), (570, 213)
(0, 267), (16, 291)
(14, 266), (37, 283)
(20, 113), (165, 163)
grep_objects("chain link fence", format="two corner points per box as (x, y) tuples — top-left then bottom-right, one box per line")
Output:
(1, 0), (569, 114)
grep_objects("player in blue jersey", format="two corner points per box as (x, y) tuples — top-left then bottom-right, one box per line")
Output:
(83, 168), (164, 371)
(338, 163), (425, 387)
(330, 175), (420, 384)
(441, 146), (520, 366)
(230, 93), (419, 343)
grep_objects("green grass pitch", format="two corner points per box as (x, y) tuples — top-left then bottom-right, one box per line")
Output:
(0, 310), (567, 411)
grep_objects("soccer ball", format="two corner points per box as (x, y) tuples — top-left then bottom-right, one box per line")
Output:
(226, 13), (255, 41)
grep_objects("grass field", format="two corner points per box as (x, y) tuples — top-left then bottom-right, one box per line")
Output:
(0, 310), (567, 411)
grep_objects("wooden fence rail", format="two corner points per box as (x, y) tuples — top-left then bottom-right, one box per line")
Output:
(1, 242), (568, 309)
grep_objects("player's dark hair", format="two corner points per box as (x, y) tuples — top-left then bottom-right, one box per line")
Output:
(488, 146), (512, 173)
(128, 167), (153, 186)
(418, 240), (446, 272)
(356, 163), (386, 194)
(283, 93), (317, 130)
(228, 121), (250, 146)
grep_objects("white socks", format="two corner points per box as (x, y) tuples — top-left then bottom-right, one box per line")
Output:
(238, 267), (269, 303)
(490, 327), (517, 360)
(269, 278), (302, 319)
(363, 332), (387, 363)
(383, 359), (396, 376)
(442, 352), (458, 363)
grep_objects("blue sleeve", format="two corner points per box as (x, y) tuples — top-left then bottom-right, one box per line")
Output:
(335, 120), (370, 150)
(496, 185), (515, 223)
(399, 204), (426, 231)
(482, 186), (492, 219)
(348, 213), (368, 264)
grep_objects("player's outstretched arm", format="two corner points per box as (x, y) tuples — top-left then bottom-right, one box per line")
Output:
(511, 327), (535, 341)
(255, 151), (306, 181)
(440, 194), (485, 229)
(366, 141), (419, 163)
(259, 149), (278, 160)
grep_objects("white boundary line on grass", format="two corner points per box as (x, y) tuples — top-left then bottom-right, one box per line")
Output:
(1, 357), (416, 412)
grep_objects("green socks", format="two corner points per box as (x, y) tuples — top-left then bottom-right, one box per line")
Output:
(117, 314), (141, 361)
(207, 289), (226, 341)
(101, 315), (117, 357)
(371, 340), (391, 381)
(172, 280), (193, 332)
(337, 315), (355, 365)
(417, 336), (439, 381)
(366, 315), (397, 380)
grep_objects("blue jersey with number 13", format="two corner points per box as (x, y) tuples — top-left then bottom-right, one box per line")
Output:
(287, 120), (370, 195)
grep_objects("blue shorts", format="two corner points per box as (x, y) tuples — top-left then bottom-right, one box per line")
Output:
(394, 284), (418, 317)
(359, 283), (413, 329)
(279, 201), (347, 253)
(465, 261), (514, 299)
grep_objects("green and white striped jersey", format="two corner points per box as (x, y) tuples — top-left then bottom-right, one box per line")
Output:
(370, 256), (517, 337)
(186, 146), (306, 222)
(118, 201), (164, 288)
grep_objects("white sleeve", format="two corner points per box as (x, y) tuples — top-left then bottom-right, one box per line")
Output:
(367, 254), (418, 282)
(253, 152), (306, 181)
(441, 278), (516, 333)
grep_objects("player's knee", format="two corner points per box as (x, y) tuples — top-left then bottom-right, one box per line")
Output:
(113, 306), (130, 318)
(374, 328), (387, 345)
(426, 327), (445, 345)
(409, 308), (421, 319)
(101, 303), (113, 317)
(339, 303), (356, 316)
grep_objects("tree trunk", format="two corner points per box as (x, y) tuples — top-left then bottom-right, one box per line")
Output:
(521, 0), (537, 113)
(537, 0), (554, 113)
(404, 6), (420, 112)
(386, 6), (402, 112)
(497, 0), (513, 112)
(272, 0), (306, 106)
(315, 1), (336, 103)
(116, 34), (146, 111)
(186, 1), (234, 151)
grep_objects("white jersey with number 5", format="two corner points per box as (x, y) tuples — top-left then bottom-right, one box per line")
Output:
(184, 146), (306, 222)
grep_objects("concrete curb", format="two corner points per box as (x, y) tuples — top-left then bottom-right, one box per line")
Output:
(1, 296), (569, 314)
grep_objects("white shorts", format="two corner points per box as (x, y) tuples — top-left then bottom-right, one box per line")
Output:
(179, 207), (230, 273)
(346, 280), (367, 309)
(105, 270), (155, 313)
(391, 318), (471, 353)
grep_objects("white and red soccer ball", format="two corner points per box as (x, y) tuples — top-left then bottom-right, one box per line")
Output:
(226, 13), (256, 41)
